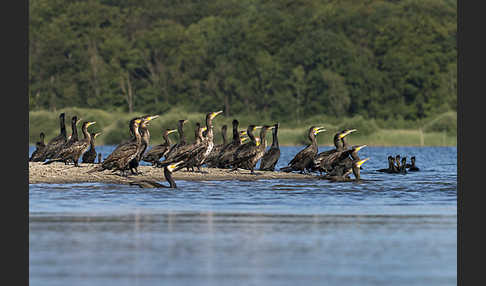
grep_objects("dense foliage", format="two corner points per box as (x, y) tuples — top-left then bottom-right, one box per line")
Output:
(29, 0), (457, 121)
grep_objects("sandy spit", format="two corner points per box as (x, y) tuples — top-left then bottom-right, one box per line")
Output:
(29, 162), (317, 185)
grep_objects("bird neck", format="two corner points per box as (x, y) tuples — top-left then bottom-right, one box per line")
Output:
(272, 127), (279, 148)
(60, 116), (66, 137)
(222, 129), (227, 145)
(164, 167), (177, 188)
(82, 125), (91, 142)
(71, 121), (78, 141)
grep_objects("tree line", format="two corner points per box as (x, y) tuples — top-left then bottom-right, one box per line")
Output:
(29, 0), (457, 122)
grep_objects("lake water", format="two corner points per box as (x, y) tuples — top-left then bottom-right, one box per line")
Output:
(29, 146), (457, 286)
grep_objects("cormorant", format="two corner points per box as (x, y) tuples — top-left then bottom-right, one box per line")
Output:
(322, 158), (370, 182)
(97, 153), (102, 164)
(29, 132), (46, 162)
(142, 128), (178, 165)
(51, 115), (81, 164)
(164, 119), (189, 161)
(259, 123), (280, 171)
(312, 129), (357, 174)
(324, 145), (367, 177)
(399, 157), (407, 174)
(204, 125), (228, 168)
(41, 113), (67, 160)
(81, 132), (102, 164)
(280, 126), (326, 174)
(406, 156), (420, 171)
(43, 121), (96, 167)
(158, 111), (223, 173)
(127, 115), (159, 175)
(216, 119), (248, 169)
(88, 118), (143, 176)
(230, 125), (273, 174)
(394, 155), (401, 173)
(377, 156), (396, 173)
(129, 163), (181, 189)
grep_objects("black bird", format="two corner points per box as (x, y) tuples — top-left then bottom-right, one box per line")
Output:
(81, 132), (102, 163)
(51, 115), (81, 164)
(280, 126), (326, 174)
(406, 156), (420, 171)
(88, 118), (143, 176)
(164, 119), (189, 161)
(325, 145), (367, 177)
(394, 155), (401, 173)
(129, 163), (181, 189)
(205, 125), (228, 168)
(43, 121), (97, 167)
(158, 111), (223, 173)
(142, 128), (178, 165)
(312, 129), (357, 174)
(97, 153), (102, 164)
(127, 115), (159, 175)
(217, 119), (248, 169)
(41, 113), (67, 160)
(399, 157), (408, 174)
(29, 132), (46, 162)
(230, 125), (273, 174)
(259, 123), (280, 171)
(377, 156), (396, 173)
(322, 158), (369, 182)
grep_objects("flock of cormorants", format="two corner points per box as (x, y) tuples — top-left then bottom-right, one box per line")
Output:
(29, 111), (420, 188)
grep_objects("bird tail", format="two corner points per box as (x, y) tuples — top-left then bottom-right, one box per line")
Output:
(43, 159), (61, 165)
(87, 165), (104, 173)
(280, 166), (293, 172)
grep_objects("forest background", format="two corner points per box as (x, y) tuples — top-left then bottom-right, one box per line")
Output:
(28, 0), (457, 146)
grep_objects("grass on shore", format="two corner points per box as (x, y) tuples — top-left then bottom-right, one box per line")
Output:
(29, 107), (457, 147)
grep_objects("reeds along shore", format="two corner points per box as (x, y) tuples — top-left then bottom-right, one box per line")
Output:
(29, 111), (423, 187)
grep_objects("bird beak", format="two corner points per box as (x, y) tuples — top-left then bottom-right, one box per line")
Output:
(354, 145), (367, 152)
(87, 121), (96, 127)
(76, 118), (83, 125)
(314, 127), (326, 135)
(254, 126), (263, 130)
(340, 129), (357, 138)
(241, 137), (249, 143)
(95, 132), (102, 137)
(356, 158), (370, 168)
(168, 129), (178, 134)
(146, 115), (159, 121)
(211, 111), (224, 119)
(202, 127), (208, 132)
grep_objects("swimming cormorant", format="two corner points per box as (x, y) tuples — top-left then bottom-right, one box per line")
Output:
(280, 126), (326, 174)
(129, 163), (181, 189)
(377, 156), (396, 173)
(259, 123), (280, 171)
(406, 156), (420, 171)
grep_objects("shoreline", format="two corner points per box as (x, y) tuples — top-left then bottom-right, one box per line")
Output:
(29, 162), (317, 185)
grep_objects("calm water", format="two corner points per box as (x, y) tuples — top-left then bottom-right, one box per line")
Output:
(29, 146), (457, 286)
